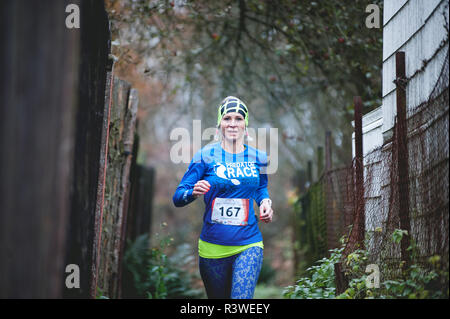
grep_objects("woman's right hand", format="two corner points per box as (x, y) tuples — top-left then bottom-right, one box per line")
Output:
(193, 180), (211, 198)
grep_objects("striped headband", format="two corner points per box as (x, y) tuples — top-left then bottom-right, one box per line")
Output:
(217, 96), (249, 127)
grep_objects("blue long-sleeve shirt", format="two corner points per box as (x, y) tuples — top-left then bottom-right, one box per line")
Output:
(173, 142), (270, 245)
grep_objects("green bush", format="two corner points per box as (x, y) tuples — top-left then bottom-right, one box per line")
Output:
(284, 229), (449, 299)
(283, 247), (343, 299)
(123, 234), (204, 299)
(337, 258), (446, 299)
(337, 230), (448, 299)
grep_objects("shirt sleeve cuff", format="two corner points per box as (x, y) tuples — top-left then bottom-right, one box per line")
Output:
(183, 189), (195, 203)
(259, 198), (272, 206)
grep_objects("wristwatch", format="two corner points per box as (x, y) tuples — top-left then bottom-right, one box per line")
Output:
(260, 198), (272, 207)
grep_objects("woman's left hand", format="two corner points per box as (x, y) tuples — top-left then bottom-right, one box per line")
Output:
(259, 203), (273, 223)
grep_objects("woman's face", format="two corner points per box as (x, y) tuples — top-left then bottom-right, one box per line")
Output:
(220, 112), (246, 143)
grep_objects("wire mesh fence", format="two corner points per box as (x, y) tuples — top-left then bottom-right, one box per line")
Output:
(294, 46), (449, 291)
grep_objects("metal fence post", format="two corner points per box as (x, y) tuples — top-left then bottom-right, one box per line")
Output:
(354, 96), (365, 247)
(317, 146), (324, 179)
(307, 160), (313, 186)
(325, 131), (335, 250)
(325, 131), (332, 172)
(395, 51), (411, 264)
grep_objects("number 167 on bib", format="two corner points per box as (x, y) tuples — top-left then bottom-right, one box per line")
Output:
(211, 198), (249, 226)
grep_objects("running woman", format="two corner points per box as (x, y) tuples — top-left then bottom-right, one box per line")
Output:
(173, 96), (273, 299)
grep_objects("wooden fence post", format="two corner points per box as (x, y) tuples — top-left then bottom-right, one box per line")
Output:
(95, 78), (138, 299)
(91, 57), (115, 299)
(64, 0), (112, 299)
(116, 88), (139, 298)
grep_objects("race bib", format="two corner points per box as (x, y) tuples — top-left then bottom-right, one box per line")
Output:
(211, 198), (249, 226)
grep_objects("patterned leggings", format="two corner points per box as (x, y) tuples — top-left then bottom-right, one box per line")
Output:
(199, 246), (263, 299)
